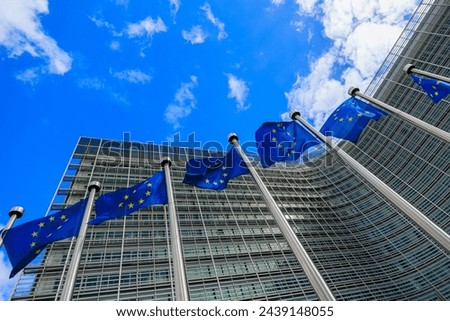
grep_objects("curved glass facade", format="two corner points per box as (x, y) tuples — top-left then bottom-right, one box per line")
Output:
(10, 0), (450, 301)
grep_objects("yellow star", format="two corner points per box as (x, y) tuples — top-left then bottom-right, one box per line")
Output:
(357, 113), (363, 117)
(339, 118), (344, 122)
(147, 183), (153, 187)
(30, 242), (37, 248)
(220, 179), (224, 184)
(138, 199), (144, 204)
(213, 181), (218, 186)
(60, 214), (67, 220)
(118, 202), (124, 208)
(49, 216), (55, 222)
(124, 195), (129, 200)
(205, 179), (210, 184)
(132, 189), (137, 193)
(145, 191), (151, 196)
(128, 202), (134, 209)
(32, 231), (38, 237)
(272, 129), (277, 133)
(272, 137), (277, 142)
(348, 117), (353, 122)
(278, 144), (283, 149)
(222, 166), (227, 170)
(38, 222), (45, 228)
(35, 249), (41, 255)
(223, 173), (228, 177)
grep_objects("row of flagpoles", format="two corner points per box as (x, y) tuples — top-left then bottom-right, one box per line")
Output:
(1, 64), (449, 301)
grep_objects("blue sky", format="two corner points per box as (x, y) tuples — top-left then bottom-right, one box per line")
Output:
(0, 0), (419, 300)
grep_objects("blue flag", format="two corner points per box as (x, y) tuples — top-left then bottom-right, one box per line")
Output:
(183, 147), (249, 190)
(410, 73), (450, 103)
(320, 97), (387, 143)
(255, 121), (321, 168)
(89, 171), (168, 225)
(3, 198), (88, 278)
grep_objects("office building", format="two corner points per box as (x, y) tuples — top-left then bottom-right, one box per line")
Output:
(9, 0), (449, 300)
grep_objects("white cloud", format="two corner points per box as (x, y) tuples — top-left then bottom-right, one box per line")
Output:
(89, 16), (115, 30)
(226, 74), (250, 111)
(126, 17), (167, 38)
(320, 0), (417, 44)
(295, 0), (319, 15)
(271, 0), (285, 6)
(78, 77), (107, 90)
(164, 76), (198, 129)
(0, 0), (72, 75)
(169, 0), (181, 21)
(110, 40), (121, 51)
(201, 3), (228, 40)
(182, 26), (208, 45)
(89, 16), (123, 38)
(286, 0), (419, 128)
(343, 22), (404, 77)
(0, 251), (15, 301)
(15, 68), (40, 85)
(111, 69), (152, 84)
(290, 20), (305, 33)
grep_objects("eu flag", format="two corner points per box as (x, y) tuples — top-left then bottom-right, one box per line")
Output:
(255, 121), (321, 168)
(183, 147), (249, 190)
(320, 97), (387, 143)
(3, 198), (88, 278)
(410, 73), (450, 103)
(88, 171), (168, 225)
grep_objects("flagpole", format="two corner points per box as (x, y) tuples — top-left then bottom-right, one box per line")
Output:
(228, 133), (336, 301)
(404, 64), (450, 84)
(0, 206), (25, 249)
(161, 157), (189, 301)
(348, 87), (450, 144)
(290, 111), (450, 252)
(60, 181), (100, 301)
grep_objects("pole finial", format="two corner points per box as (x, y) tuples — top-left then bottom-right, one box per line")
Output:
(161, 157), (172, 167)
(403, 63), (416, 74)
(348, 87), (360, 96)
(290, 110), (301, 120)
(88, 181), (101, 192)
(228, 133), (238, 143)
(9, 206), (24, 219)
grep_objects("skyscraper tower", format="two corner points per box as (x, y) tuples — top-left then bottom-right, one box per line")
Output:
(9, 0), (450, 301)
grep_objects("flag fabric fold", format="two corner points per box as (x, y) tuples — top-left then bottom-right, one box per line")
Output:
(3, 198), (88, 278)
(183, 147), (249, 190)
(320, 97), (388, 143)
(255, 121), (321, 168)
(410, 73), (450, 103)
(89, 171), (168, 225)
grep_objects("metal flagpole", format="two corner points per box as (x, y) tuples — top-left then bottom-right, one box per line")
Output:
(161, 157), (189, 301)
(348, 87), (450, 144)
(290, 111), (450, 252)
(0, 206), (25, 249)
(228, 133), (336, 301)
(404, 64), (450, 84)
(60, 181), (101, 301)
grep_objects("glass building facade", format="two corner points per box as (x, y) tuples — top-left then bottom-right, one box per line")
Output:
(10, 0), (449, 301)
